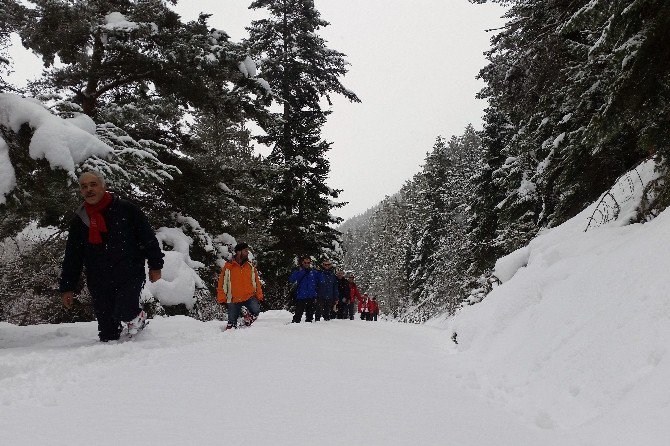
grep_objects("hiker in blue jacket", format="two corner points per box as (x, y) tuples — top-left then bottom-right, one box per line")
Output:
(289, 256), (319, 323)
(315, 259), (338, 321)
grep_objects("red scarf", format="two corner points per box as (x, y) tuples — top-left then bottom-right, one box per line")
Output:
(84, 192), (113, 244)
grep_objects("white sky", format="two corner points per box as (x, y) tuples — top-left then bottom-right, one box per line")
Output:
(6, 0), (507, 220)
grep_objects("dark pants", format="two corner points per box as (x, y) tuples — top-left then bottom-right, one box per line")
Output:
(349, 302), (356, 320)
(337, 301), (348, 319)
(88, 275), (143, 341)
(330, 304), (338, 320)
(315, 298), (334, 321)
(293, 298), (316, 323)
(372, 312), (378, 321)
(227, 297), (261, 327)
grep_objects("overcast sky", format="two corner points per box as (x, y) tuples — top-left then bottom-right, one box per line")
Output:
(173, 0), (507, 220)
(7, 0), (507, 221)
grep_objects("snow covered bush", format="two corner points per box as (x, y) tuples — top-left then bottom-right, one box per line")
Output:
(0, 225), (94, 325)
(0, 94), (179, 238)
(142, 227), (203, 315)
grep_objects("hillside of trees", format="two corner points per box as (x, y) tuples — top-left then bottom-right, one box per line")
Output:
(341, 0), (670, 322)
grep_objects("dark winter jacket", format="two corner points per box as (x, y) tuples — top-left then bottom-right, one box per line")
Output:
(289, 267), (319, 300)
(59, 194), (164, 293)
(337, 278), (350, 304)
(317, 268), (338, 300)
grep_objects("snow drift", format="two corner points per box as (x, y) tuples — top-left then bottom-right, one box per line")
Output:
(445, 160), (670, 443)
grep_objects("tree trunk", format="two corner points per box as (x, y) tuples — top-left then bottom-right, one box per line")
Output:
(82, 31), (104, 117)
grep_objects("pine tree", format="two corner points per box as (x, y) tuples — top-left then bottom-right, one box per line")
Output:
(403, 127), (484, 317)
(406, 138), (448, 304)
(187, 108), (274, 261)
(465, 109), (506, 276)
(17, 0), (264, 118)
(245, 0), (360, 305)
(474, 1), (581, 255)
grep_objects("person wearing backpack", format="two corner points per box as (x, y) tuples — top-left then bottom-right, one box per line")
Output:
(289, 256), (319, 323)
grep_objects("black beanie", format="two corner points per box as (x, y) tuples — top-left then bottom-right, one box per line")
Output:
(234, 242), (249, 252)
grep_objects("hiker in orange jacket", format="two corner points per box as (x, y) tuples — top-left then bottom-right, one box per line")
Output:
(217, 242), (263, 330)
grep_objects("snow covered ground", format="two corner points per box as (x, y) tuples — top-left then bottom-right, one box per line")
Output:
(3, 304), (666, 445)
(0, 313), (580, 446)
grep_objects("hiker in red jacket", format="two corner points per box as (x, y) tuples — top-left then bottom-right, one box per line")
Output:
(368, 296), (379, 321)
(347, 273), (361, 320)
(359, 292), (370, 320)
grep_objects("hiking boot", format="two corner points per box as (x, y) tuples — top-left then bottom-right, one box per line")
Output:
(243, 315), (255, 326)
(99, 334), (121, 342)
(225, 324), (236, 331)
(126, 310), (147, 336)
(241, 306), (253, 326)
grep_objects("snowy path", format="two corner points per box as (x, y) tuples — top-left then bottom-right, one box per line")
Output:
(3, 312), (572, 445)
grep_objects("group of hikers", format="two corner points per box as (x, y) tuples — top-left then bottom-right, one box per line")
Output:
(287, 256), (380, 324)
(59, 170), (379, 341)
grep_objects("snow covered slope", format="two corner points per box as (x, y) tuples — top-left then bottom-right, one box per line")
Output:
(445, 160), (670, 444)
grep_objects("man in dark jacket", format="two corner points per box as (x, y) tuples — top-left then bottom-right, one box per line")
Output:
(60, 171), (164, 341)
(336, 269), (350, 319)
(315, 259), (338, 321)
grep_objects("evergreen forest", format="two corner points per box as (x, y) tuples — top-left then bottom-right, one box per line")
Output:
(341, 0), (670, 322)
(1, 0), (669, 324)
